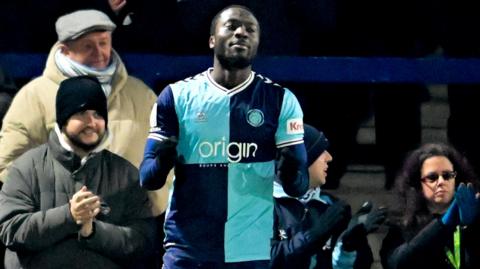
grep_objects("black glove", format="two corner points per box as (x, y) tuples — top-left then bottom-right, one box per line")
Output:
(341, 201), (388, 251)
(150, 137), (178, 185)
(154, 137), (178, 168)
(441, 198), (459, 227)
(456, 182), (480, 225)
(276, 147), (308, 197)
(277, 147), (302, 180)
(304, 200), (351, 246)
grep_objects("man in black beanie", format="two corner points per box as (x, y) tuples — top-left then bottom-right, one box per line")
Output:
(56, 76), (108, 128)
(0, 76), (156, 268)
(56, 76), (109, 154)
(271, 124), (387, 269)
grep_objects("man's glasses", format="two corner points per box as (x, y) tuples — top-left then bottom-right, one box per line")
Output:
(421, 171), (457, 183)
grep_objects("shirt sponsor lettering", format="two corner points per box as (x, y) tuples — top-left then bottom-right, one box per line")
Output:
(198, 137), (258, 163)
(286, 119), (304, 135)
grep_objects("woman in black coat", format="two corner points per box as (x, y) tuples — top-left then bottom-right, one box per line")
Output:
(380, 143), (480, 269)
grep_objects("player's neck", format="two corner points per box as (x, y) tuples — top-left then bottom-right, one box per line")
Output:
(211, 65), (252, 89)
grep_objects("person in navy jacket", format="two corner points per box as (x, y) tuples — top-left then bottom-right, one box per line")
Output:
(271, 124), (387, 269)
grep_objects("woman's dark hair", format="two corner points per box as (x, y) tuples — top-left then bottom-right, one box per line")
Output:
(395, 143), (478, 232)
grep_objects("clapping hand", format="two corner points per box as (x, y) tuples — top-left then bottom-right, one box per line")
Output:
(305, 200), (351, 245)
(456, 182), (480, 225)
(341, 201), (388, 251)
(441, 198), (459, 227)
(70, 186), (101, 237)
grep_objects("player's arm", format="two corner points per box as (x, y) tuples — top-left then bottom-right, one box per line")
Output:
(139, 87), (178, 190)
(275, 88), (309, 197)
(276, 143), (309, 197)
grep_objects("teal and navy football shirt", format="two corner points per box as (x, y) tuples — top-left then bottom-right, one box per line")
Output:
(147, 69), (304, 262)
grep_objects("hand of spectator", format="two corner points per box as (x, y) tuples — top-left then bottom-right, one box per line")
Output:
(70, 186), (101, 226)
(108, 0), (127, 14)
(441, 198), (459, 227)
(306, 200), (350, 244)
(455, 182), (480, 225)
(340, 201), (387, 251)
(354, 201), (388, 233)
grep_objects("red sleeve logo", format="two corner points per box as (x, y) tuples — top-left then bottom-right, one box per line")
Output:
(286, 119), (304, 134)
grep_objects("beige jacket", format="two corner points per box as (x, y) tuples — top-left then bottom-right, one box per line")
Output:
(0, 43), (157, 180)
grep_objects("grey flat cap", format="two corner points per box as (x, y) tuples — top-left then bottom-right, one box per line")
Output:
(55, 9), (116, 42)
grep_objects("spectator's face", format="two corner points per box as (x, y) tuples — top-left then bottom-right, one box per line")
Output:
(209, 7), (259, 69)
(64, 110), (106, 151)
(308, 151), (332, 188)
(420, 156), (456, 214)
(62, 31), (112, 69)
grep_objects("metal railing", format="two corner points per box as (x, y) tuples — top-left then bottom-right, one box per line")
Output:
(1, 53), (480, 88)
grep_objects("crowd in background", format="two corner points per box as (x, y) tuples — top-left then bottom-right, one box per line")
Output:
(2, 0), (479, 189)
(0, 1), (479, 268)
(1, 0), (478, 56)
(0, 0), (480, 181)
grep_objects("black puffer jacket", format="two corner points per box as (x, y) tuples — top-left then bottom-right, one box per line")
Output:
(0, 130), (156, 269)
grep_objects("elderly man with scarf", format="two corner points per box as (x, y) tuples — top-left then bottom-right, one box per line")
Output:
(0, 10), (155, 178)
(0, 9), (169, 215)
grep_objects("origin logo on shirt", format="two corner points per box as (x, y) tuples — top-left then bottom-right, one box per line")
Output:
(198, 137), (258, 163)
(286, 119), (303, 135)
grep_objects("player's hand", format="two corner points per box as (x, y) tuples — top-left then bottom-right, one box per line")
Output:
(154, 137), (178, 168)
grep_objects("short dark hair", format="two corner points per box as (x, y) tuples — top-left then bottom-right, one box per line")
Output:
(209, 5), (258, 35)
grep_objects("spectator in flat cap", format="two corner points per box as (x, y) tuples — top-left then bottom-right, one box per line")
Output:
(0, 76), (156, 269)
(271, 124), (387, 269)
(0, 9), (170, 217)
(55, 9), (116, 42)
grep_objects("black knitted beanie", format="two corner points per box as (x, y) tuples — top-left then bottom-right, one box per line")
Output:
(56, 76), (108, 128)
(304, 124), (329, 166)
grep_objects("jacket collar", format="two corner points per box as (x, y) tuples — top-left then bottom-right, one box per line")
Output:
(43, 42), (129, 99)
(274, 181), (331, 205)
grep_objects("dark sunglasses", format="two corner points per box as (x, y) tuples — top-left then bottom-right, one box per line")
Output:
(421, 171), (457, 183)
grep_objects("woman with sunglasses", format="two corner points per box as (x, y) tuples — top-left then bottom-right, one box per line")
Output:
(380, 143), (480, 269)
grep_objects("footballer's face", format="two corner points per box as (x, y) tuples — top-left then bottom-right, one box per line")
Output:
(209, 7), (260, 70)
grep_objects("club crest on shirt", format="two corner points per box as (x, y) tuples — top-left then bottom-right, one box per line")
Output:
(246, 109), (264, 127)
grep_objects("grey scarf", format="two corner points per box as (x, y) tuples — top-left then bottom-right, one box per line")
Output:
(55, 49), (119, 97)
